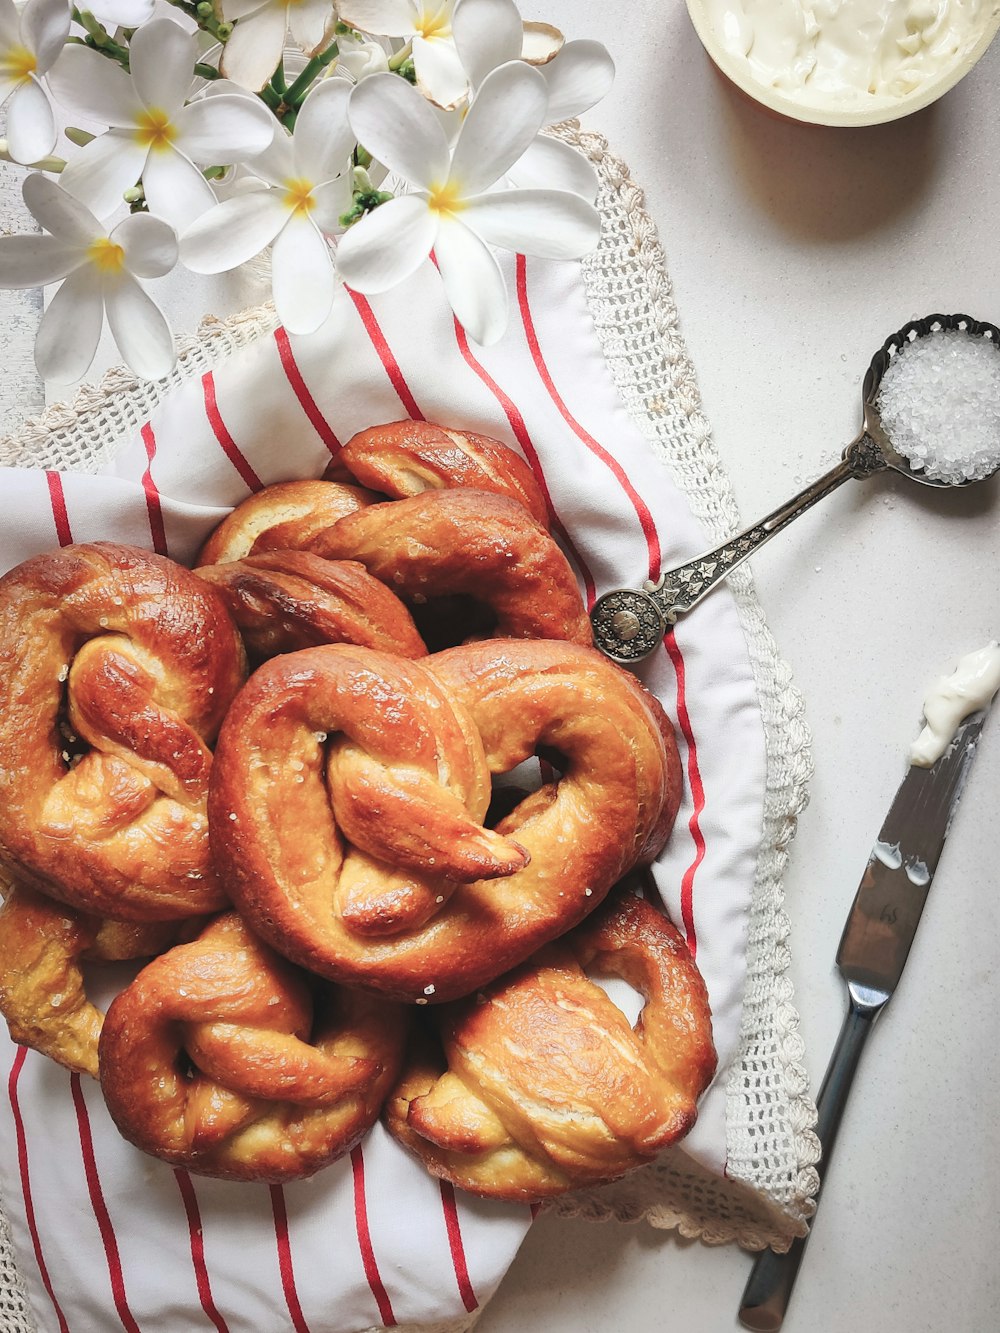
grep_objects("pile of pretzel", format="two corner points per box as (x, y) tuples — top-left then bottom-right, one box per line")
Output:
(0, 420), (716, 1200)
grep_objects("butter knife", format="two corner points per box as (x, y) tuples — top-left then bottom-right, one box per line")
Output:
(738, 705), (991, 1332)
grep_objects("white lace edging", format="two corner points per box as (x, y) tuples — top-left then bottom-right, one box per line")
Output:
(0, 128), (818, 1333)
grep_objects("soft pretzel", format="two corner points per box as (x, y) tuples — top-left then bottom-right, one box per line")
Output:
(197, 551), (427, 661)
(308, 490), (592, 645)
(0, 543), (246, 920)
(0, 882), (182, 1077)
(209, 640), (680, 1003)
(196, 479), (377, 565)
(385, 891), (717, 1200)
(332, 420), (548, 526)
(98, 913), (408, 1182)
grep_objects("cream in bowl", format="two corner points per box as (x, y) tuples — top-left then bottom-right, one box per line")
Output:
(686, 0), (1000, 125)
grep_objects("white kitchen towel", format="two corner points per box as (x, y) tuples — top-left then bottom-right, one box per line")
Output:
(0, 134), (804, 1332)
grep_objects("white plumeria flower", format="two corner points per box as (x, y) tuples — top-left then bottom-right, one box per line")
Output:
(452, 0), (614, 201)
(334, 30), (390, 82)
(181, 77), (354, 336)
(0, 173), (177, 383)
(336, 64), (600, 346)
(336, 0), (466, 109)
(220, 0), (335, 92)
(85, 0), (156, 27)
(47, 18), (276, 228)
(0, 0), (69, 166)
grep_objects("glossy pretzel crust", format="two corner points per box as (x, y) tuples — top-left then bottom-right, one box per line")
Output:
(386, 892), (717, 1200)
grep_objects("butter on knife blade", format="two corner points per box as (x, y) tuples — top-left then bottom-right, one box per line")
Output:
(738, 650), (998, 1332)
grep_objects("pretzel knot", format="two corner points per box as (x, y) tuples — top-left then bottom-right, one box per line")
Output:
(98, 913), (408, 1182)
(0, 543), (246, 920)
(210, 640), (681, 1003)
(385, 893), (717, 1200)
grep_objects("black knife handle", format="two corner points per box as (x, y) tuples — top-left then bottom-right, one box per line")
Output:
(737, 986), (887, 1331)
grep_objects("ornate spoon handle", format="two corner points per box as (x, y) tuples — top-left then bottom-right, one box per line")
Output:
(590, 435), (886, 664)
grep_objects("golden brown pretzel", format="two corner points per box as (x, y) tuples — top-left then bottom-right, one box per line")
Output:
(196, 479), (377, 565)
(386, 891), (717, 1200)
(98, 913), (408, 1181)
(0, 543), (246, 920)
(196, 551), (427, 661)
(209, 640), (680, 1003)
(332, 420), (548, 526)
(309, 490), (592, 645)
(0, 882), (182, 1077)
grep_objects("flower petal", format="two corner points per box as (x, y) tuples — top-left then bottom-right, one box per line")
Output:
(111, 211), (178, 278)
(508, 133), (598, 202)
(521, 22), (563, 65)
(22, 0), (71, 75)
(292, 77), (355, 181)
(141, 145), (221, 229)
(348, 72), (449, 189)
(5, 79), (56, 165)
(220, 4), (288, 91)
(46, 44), (142, 128)
(462, 187), (600, 258)
(451, 0), (522, 91)
(219, 0), (267, 20)
(34, 264), (105, 383)
(335, 0), (416, 37)
(0, 0), (20, 48)
(129, 18), (198, 116)
(287, 0), (334, 54)
(244, 124), (296, 187)
(23, 171), (102, 243)
(335, 192), (436, 293)
(180, 189), (288, 273)
(104, 271), (176, 380)
(412, 33), (467, 110)
(540, 40), (615, 122)
(434, 212), (507, 345)
(0, 233), (82, 287)
(309, 174), (354, 233)
(173, 93), (275, 164)
(270, 212), (335, 335)
(58, 130), (148, 219)
(87, 0), (156, 25)
(449, 61), (546, 197)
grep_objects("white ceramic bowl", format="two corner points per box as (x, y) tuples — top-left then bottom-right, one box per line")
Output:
(684, 0), (1000, 127)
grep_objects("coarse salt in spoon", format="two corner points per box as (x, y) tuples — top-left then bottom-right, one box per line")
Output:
(591, 313), (1000, 665)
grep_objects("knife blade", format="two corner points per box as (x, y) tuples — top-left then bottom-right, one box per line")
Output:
(738, 705), (992, 1333)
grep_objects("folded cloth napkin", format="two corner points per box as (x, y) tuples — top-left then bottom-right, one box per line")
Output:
(0, 129), (814, 1333)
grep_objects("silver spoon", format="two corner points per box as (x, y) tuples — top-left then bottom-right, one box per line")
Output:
(590, 312), (1000, 665)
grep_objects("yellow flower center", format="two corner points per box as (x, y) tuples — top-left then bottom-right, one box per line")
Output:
(135, 108), (175, 151)
(426, 181), (465, 216)
(87, 238), (126, 274)
(415, 4), (451, 39)
(282, 177), (315, 215)
(1, 45), (37, 83)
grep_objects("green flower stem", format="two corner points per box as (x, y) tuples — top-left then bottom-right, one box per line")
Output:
(72, 9), (131, 67)
(163, 0), (231, 45)
(284, 41), (339, 107)
(270, 57), (287, 96)
(195, 61), (221, 80)
(387, 41), (412, 71)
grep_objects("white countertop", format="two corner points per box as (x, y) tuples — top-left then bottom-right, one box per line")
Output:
(2, 5), (998, 1331)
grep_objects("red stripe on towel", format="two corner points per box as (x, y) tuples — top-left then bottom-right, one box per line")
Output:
(269, 1185), (311, 1333)
(516, 255), (707, 956)
(8, 1048), (69, 1333)
(202, 372), (263, 493)
(173, 1169), (230, 1333)
(663, 630), (706, 955)
(70, 1073), (141, 1333)
(346, 290), (424, 421)
(45, 472), (73, 547)
(444, 306), (597, 609)
(439, 1182), (478, 1313)
(515, 255), (661, 579)
(139, 423), (168, 556)
(273, 327), (342, 458)
(350, 1145), (396, 1327)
